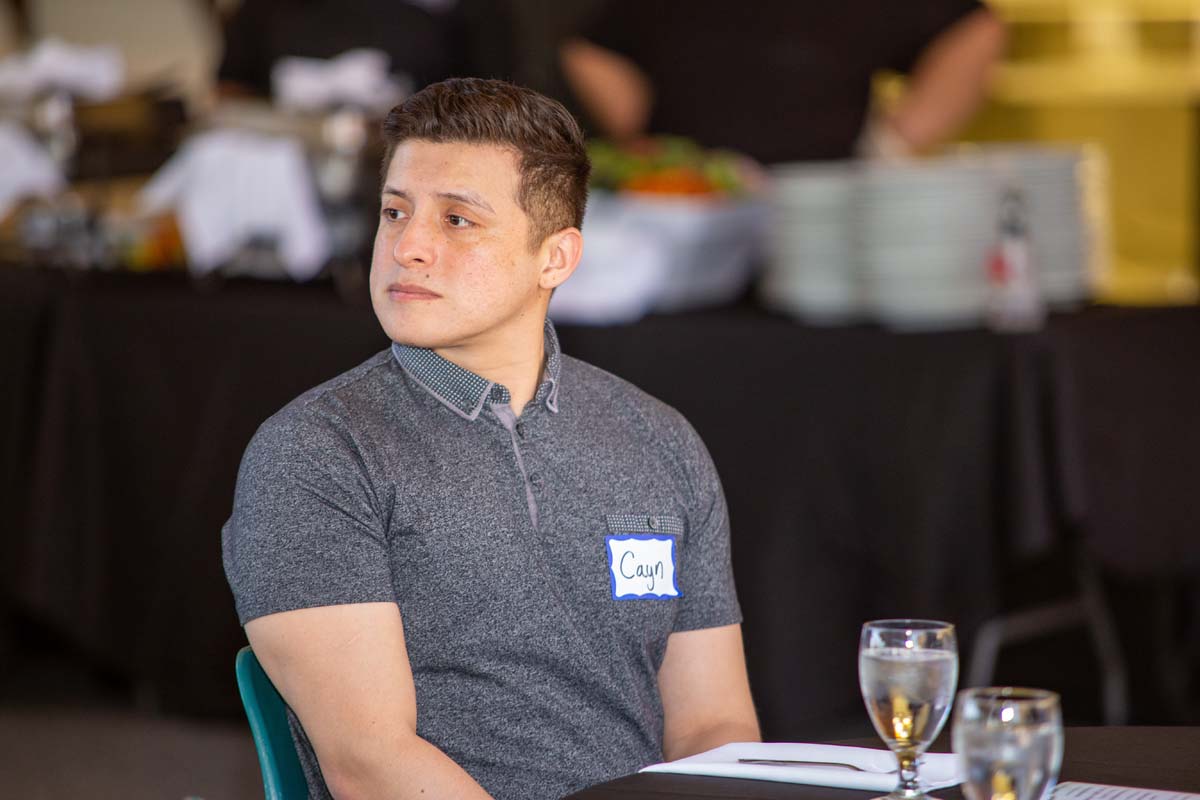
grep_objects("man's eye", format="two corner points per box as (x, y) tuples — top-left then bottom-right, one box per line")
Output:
(446, 214), (472, 228)
(382, 208), (404, 221)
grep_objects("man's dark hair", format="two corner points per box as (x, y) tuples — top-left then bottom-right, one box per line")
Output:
(382, 78), (590, 248)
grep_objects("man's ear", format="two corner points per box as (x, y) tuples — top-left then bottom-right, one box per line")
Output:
(539, 227), (583, 291)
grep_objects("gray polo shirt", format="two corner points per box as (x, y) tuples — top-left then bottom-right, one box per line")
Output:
(222, 320), (742, 800)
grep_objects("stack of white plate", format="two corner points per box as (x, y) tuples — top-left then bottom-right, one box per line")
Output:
(857, 158), (998, 330)
(761, 162), (859, 323)
(762, 144), (1103, 331)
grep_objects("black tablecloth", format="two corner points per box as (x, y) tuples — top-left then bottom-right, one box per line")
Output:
(5, 270), (386, 710)
(564, 727), (1200, 799)
(3, 268), (1198, 726)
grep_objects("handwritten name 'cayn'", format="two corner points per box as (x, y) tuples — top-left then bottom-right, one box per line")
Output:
(620, 550), (665, 592)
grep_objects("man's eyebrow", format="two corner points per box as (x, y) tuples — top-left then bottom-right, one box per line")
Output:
(438, 191), (496, 214)
(380, 187), (496, 215)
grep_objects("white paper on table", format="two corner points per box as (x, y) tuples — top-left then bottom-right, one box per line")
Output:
(1054, 782), (1200, 800)
(0, 121), (64, 221)
(0, 38), (123, 102)
(139, 129), (330, 280)
(640, 742), (963, 793)
(271, 49), (409, 114)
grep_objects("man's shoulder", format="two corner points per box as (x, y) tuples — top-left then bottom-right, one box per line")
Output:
(251, 348), (400, 451)
(560, 353), (695, 438)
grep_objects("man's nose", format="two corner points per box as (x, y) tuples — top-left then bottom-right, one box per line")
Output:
(393, 212), (438, 267)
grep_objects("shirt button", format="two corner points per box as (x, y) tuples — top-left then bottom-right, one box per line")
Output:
(529, 473), (543, 489)
(647, 516), (659, 530)
(516, 422), (528, 440)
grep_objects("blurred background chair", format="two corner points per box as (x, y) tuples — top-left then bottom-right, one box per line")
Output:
(967, 551), (1129, 725)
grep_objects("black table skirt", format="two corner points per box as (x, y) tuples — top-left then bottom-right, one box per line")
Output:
(3, 267), (1199, 725)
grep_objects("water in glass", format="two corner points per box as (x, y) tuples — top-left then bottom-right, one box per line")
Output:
(953, 688), (1063, 800)
(859, 619), (959, 800)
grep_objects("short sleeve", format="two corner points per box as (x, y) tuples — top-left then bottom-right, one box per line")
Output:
(221, 400), (394, 625)
(671, 418), (742, 632)
(877, 0), (986, 74)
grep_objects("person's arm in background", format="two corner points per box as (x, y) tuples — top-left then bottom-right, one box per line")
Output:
(657, 623), (761, 760)
(879, 7), (1007, 154)
(246, 602), (494, 800)
(559, 37), (652, 142)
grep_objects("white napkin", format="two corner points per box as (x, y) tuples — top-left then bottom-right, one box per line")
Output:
(640, 742), (963, 792)
(0, 38), (124, 102)
(0, 121), (65, 221)
(271, 49), (409, 115)
(139, 129), (331, 280)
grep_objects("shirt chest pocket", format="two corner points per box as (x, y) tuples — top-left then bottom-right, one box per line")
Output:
(604, 512), (686, 601)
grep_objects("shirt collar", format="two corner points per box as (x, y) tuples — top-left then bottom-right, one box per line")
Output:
(391, 319), (563, 421)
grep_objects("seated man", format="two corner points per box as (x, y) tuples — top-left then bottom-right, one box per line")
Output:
(222, 78), (759, 799)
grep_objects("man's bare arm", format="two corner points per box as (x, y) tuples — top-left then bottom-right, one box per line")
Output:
(657, 623), (761, 761)
(246, 603), (493, 800)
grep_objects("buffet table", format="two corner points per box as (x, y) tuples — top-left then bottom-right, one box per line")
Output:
(2, 266), (1198, 726)
(564, 728), (1200, 799)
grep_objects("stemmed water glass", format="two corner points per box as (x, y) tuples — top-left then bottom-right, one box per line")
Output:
(952, 688), (1063, 800)
(859, 619), (959, 800)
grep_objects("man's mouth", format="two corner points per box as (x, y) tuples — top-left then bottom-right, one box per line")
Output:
(387, 283), (442, 300)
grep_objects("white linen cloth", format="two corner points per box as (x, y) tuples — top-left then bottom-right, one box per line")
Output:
(550, 190), (764, 324)
(0, 38), (123, 102)
(0, 121), (64, 220)
(548, 215), (669, 325)
(640, 742), (963, 793)
(271, 49), (409, 114)
(139, 129), (331, 280)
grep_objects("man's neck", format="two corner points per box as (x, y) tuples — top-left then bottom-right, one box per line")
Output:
(434, 320), (547, 417)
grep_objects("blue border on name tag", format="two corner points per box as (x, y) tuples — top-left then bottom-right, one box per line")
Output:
(606, 534), (681, 601)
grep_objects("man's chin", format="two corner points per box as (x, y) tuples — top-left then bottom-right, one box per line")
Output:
(378, 318), (462, 351)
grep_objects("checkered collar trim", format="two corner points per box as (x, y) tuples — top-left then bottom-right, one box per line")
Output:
(391, 319), (563, 421)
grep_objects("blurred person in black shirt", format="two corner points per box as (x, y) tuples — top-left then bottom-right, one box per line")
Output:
(560, 1), (1006, 163)
(217, 0), (515, 99)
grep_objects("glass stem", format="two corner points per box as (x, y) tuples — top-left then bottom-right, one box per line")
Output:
(894, 754), (922, 799)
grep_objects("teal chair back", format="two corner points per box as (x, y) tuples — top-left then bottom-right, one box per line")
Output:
(235, 646), (309, 800)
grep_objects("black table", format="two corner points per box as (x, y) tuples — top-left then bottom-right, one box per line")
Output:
(565, 728), (1200, 798)
(3, 267), (1198, 726)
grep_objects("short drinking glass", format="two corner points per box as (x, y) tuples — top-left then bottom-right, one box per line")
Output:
(952, 687), (1063, 800)
(859, 619), (959, 800)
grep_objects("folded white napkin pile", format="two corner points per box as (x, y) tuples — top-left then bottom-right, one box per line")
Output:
(0, 121), (64, 221)
(271, 49), (409, 115)
(640, 742), (963, 792)
(0, 38), (123, 102)
(139, 129), (331, 280)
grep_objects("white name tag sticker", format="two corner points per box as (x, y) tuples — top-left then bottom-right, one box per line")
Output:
(607, 535), (680, 600)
